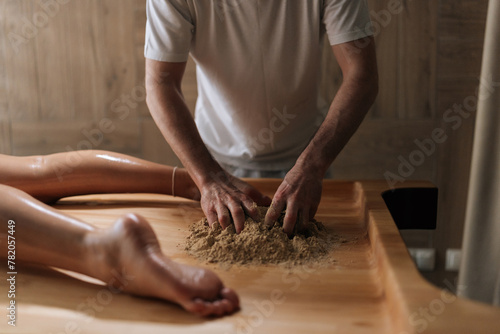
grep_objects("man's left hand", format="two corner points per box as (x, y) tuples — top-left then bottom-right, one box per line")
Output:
(264, 165), (322, 236)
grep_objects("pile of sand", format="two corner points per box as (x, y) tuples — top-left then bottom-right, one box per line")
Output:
(185, 206), (336, 266)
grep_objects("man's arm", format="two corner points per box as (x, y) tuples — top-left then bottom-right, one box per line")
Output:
(265, 36), (379, 236)
(145, 59), (269, 232)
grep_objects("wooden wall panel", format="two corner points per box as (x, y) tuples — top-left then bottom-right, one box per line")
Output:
(97, 0), (138, 120)
(141, 118), (183, 166)
(367, 0), (399, 119)
(0, 7), (8, 156)
(363, 0), (437, 120)
(134, 0), (147, 45)
(332, 120), (436, 180)
(3, 0), (40, 121)
(430, 0), (489, 287)
(62, 1), (106, 121)
(32, 1), (76, 120)
(0, 120), (11, 154)
(134, 2), (149, 118)
(440, 0), (489, 24)
(0, 2), (7, 122)
(11, 121), (91, 155)
(135, 44), (150, 118)
(440, 18), (488, 41)
(438, 39), (485, 79)
(397, 0), (437, 119)
(11, 120), (141, 156)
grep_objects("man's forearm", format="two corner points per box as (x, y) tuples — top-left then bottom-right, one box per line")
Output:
(145, 66), (222, 189)
(296, 72), (378, 177)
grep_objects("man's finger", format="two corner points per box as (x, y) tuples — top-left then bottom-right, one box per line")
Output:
(206, 210), (218, 228)
(283, 202), (298, 237)
(216, 205), (231, 230)
(228, 201), (246, 233)
(264, 199), (285, 228)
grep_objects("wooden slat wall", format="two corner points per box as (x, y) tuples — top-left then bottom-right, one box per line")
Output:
(432, 0), (489, 286)
(0, 0), (189, 164)
(0, 0), (489, 286)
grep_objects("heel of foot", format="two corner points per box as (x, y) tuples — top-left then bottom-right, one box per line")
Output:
(112, 213), (161, 251)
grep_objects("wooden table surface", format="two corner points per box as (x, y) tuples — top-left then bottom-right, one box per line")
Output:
(2, 180), (500, 334)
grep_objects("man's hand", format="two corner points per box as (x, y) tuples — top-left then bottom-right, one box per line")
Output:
(264, 37), (378, 235)
(264, 165), (322, 237)
(200, 171), (271, 233)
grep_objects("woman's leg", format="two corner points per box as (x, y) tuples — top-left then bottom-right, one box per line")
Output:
(0, 150), (200, 203)
(0, 184), (239, 316)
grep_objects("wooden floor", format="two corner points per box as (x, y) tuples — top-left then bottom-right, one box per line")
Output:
(1, 180), (499, 333)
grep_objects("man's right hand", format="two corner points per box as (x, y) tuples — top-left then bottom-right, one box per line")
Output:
(146, 59), (270, 233)
(199, 170), (271, 233)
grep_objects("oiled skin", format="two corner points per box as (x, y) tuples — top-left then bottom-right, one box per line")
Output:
(0, 150), (239, 316)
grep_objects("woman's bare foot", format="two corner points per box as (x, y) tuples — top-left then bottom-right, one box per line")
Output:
(84, 213), (239, 317)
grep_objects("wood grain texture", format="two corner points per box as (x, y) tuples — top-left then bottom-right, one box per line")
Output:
(60, 0), (106, 121)
(98, 0), (138, 120)
(11, 120), (141, 156)
(0, 16), (10, 156)
(0, 3), (7, 122)
(432, 0), (488, 286)
(3, 0), (40, 121)
(32, 0), (75, 121)
(439, 0), (489, 23)
(431, 78), (478, 286)
(0, 119), (11, 154)
(332, 119), (436, 181)
(397, 0), (437, 119)
(438, 39), (485, 79)
(367, 0), (399, 119)
(1, 180), (499, 333)
(141, 118), (183, 167)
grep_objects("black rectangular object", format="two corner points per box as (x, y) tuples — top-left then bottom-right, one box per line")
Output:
(382, 187), (438, 230)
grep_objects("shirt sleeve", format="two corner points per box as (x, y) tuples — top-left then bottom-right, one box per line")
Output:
(322, 0), (373, 45)
(144, 0), (194, 62)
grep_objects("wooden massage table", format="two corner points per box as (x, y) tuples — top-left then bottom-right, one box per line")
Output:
(2, 180), (500, 333)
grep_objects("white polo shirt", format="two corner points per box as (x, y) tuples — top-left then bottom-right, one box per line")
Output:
(145, 0), (373, 171)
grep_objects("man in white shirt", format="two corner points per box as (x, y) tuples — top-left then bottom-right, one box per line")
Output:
(145, 0), (378, 236)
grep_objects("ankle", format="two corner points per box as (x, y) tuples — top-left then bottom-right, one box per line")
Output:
(82, 230), (117, 283)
